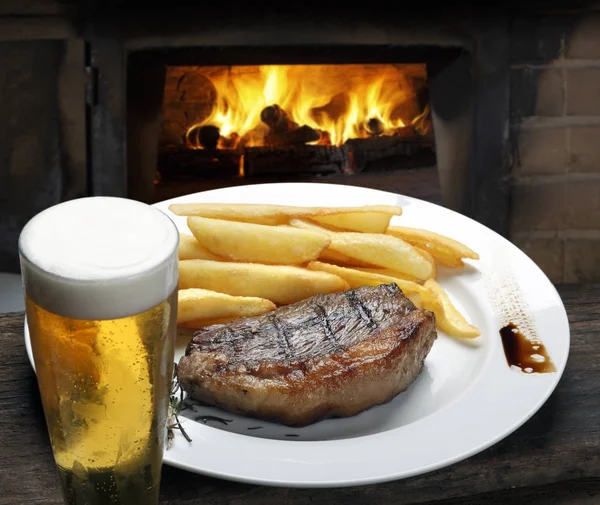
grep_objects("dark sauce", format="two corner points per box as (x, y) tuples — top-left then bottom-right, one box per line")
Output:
(195, 415), (233, 426)
(499, 322), (556, 374)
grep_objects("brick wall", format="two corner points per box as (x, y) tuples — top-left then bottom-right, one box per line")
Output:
(509, 7), (600, 283)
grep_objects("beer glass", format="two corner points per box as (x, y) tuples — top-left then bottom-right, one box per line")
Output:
(19, 197), (179, 505)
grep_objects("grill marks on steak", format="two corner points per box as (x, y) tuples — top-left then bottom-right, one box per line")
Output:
(178, 283), (437, 427)
(187, 284), (415, 364)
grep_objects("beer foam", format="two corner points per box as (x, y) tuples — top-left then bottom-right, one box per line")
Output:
(19, 197), (179, 320)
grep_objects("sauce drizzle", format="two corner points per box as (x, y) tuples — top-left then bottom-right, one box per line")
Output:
(499, 322), (556, 374)
(195, 415), (233, 425)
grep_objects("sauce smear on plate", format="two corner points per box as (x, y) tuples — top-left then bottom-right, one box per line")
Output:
(499, 322), (556, 374)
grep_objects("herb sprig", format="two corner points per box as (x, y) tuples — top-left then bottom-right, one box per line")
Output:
(167, 363), (192, 448)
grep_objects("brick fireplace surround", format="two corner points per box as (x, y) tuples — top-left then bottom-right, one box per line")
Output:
(1, 1), (600, 284)
(510, 7), (600, 283)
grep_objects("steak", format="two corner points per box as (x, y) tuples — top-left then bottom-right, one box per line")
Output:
(177, 283), (437, 427)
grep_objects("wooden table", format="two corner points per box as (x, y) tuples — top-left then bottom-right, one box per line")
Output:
(1, 284), (599, 504)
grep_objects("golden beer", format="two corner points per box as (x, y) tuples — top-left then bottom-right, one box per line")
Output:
(20, 197), (179, 505)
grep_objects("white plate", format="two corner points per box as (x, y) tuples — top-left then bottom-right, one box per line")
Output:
(24, 183), (570, 488)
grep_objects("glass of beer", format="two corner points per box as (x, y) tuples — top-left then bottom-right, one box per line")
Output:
(19, 196), (179, 505)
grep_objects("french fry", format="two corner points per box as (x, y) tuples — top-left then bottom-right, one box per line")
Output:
(319, 248), (376, 268)
(387, 226), (479, 267)
(422, 279), (480, 338)
(291, 219), (433, 280)
(309, 211), (396, 234)
(415, 247), (437, 278)
(179, 316), (246, 329)
(307, 261), (429, 307)
(352, 267), (420, 283)
(179, 259), (349, 305)
(281, 223), (377, 267)
(177, 288), (276, 324)
(187, 216), (331, 265)
(169, 202), (402, 225)
(178, 233), (224, 261)
(434, 253), (465, 268)
(418, 286), (445, 322)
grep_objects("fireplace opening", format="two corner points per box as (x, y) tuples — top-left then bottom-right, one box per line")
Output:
(125, 45), (467, 207)
(158, 62), (434, 187)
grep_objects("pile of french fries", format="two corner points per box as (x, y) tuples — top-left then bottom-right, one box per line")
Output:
(170, 202), (481, 339)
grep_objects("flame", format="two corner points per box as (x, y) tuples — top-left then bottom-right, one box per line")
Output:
(185, 64), (426, 149)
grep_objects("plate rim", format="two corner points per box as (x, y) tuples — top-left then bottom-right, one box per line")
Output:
(23, 182), (570, 488)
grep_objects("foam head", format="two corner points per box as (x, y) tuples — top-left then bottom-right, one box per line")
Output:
(19, 197), (179, 320)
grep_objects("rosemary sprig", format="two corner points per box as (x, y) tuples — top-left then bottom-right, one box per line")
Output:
(167, 362), (192, 448)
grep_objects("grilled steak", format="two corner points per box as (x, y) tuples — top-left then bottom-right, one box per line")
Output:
(177, 283), (437, 427)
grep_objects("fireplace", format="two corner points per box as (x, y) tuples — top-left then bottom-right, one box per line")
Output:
(148, 54), (441, 203)
(159, 62), (433, 184)
(122, 45), (475, 213)
(84, 6), (509, 238)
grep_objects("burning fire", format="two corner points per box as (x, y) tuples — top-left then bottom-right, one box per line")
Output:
(185, 64), (427, 149)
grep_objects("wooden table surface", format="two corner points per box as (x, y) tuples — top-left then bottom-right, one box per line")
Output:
(1, 284), (599, 505)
